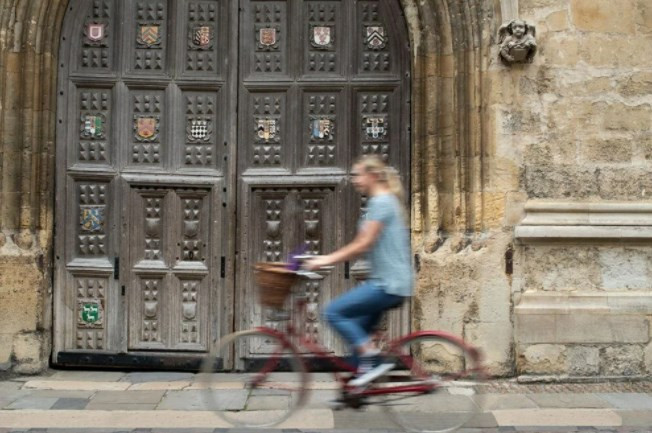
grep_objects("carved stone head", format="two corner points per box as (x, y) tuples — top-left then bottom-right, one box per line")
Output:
(498, 19), (537, 65)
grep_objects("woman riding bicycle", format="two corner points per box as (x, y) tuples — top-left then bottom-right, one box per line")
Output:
(306, 154), (414, 386)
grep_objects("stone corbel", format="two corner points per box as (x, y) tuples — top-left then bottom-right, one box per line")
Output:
(498, 19), (537, 65)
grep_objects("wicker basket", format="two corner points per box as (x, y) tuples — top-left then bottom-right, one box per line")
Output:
(254, 262), (297, 308)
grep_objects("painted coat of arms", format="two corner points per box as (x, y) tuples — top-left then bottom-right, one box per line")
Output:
(81, 114), (104, 139)
(311, 118), (333, 139)
(78, 299), (104, 328)
(364, 117), (387, 139)
(187, 118), (211, 142)
(80, 207), (105, 232)
(311, 26), (333, 49)
(257, 118), (278, 141)
(137, 25), (162, 47)
(85, 23), (106, 43)
(365, 26), (387, 50)
(259, 28), (277, 47)
(135, 117), (159, 141)
(192, 25), (212, 49)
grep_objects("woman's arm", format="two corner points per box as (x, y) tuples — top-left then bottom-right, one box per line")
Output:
(305, 220), (383, 269)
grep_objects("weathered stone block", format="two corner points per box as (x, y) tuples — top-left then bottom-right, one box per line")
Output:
(637, 0), (652, 34)
(619, 72), (652, 97)
(522, 246), (602, 291)
(465, 321), (513, 376)
(541, 35), (579, 66)
(571, 0), (636, 34)
(13, 333), (42, 362)
(0, 286), (40, 334)
(600, 248), (652, 290)
(644, 342), (652, 373)
(0, 334), (13, 370)
(545, 10), (570, 32)
(505, 192), (528, 227)
(520, 344), (566, 374)
(578, 34), (652, 67)
(601, 345), (645, 376)
(579, 138), (633, 164)
(598, 168), (652, 200)
(12, 333), (46, 374)
(516, 313), (649, 344)
(603, 103), (652, 132)
(567, 346), (600, 375)
(525, 166), (599, 199)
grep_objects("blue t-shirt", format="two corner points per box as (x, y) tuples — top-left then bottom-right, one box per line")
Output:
(364, 194), (413, 297)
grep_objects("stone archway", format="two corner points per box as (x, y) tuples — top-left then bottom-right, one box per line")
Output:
(0, 0), (508, 373)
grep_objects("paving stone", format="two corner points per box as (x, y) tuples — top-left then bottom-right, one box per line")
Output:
(332, 410), (396, 429)
(127, 381), (190, 391)
(616, 409), (652, 427)
(465, 411), (500, 428)
(0, 390), (32, 409)
(48, 371), (127, 382)
(475, 394), (538, 410)
(157, 389), (246, 411)
(596, 393), (652, 410)
(50, 398), (90, 409)
(493, 409), (622, 427)
(90, 390), (165, 404)
(30, 390), (95, 399)
(304, 389), (339, 408)
(6, 396), (59, 409)
(245, 395), (291, 410)
(0, 382), (22, 392)
(23, 380), (130, 391)
(527, 393), (612, 409)
(121, 373), (194, 384)
(83, 403), (159, 410)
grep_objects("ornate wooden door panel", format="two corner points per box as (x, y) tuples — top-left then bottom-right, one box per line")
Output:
(237, 0), (411, 361)
(125, 185), (216, 352)
(54, 0), (236, 366)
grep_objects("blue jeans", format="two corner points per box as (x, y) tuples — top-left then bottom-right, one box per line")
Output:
(323, 281), (404, 366)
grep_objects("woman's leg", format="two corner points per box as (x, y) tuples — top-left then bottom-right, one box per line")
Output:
(323, 281), (404, 352)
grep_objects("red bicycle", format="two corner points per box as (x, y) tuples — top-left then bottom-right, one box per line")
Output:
(200, 264), (485, 432)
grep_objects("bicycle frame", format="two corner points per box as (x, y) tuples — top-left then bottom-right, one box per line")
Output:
(248, 289), (483, 399)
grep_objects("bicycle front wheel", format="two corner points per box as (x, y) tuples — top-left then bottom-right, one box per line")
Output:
(383, 332), (485, 433)
(200, 329), (309, 428)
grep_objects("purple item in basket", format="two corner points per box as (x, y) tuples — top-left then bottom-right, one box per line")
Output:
(287, 245), (308, 271)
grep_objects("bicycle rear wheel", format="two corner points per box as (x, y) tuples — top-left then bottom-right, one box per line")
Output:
(383, 332), (485, 433)
(200, 329), (309, 428)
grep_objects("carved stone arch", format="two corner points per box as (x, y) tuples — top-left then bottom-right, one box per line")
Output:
(399, 0), (500, 246)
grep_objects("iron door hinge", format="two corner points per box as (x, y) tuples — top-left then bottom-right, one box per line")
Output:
(113, 257), (119, 280)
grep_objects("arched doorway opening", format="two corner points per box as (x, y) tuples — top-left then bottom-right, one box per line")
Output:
(52, 0), (411, 369)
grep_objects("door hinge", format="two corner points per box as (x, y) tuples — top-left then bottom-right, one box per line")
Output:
(414, 253), (420, 273)
(220, 256), (226, 278)
(121, 285), (126, 296)
(344, 261), (350, 279)
(113, 257), (119, 280)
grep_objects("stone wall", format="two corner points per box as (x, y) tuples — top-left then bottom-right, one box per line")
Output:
(504, 0), (652, 379)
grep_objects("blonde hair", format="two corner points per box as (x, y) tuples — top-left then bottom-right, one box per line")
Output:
(354, 154), (405, 204)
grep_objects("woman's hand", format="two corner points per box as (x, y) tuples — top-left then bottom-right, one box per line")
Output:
(304, 255), (332, 271)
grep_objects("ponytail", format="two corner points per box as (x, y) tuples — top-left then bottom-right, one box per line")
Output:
(354, 155), (407, 220)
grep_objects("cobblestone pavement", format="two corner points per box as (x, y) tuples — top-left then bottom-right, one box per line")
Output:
(1, 371), (652, 433)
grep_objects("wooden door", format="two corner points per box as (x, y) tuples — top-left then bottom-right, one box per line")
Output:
(53, 0), (237, 367)
(235, 0), (411, 363)
(53, 0), (409, 369)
